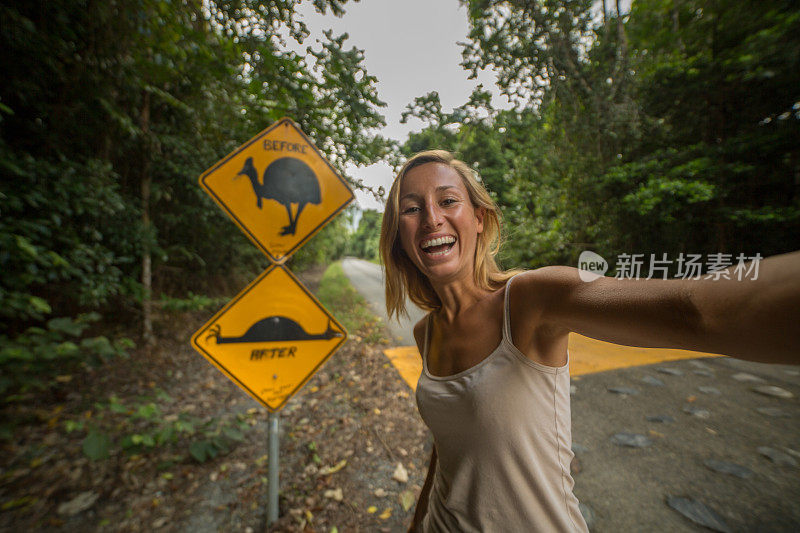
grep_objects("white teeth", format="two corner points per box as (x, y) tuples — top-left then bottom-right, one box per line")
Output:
(421, 236), (456, 249)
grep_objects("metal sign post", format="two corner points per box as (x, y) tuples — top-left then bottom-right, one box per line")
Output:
(191, 117), (354, 528)
(268, 411), (279, 525)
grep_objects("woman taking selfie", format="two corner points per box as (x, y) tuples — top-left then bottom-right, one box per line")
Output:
(378, 150), (799, 532)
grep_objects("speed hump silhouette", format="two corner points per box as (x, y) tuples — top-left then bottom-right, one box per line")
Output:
(199, 118), (354, 263)
(191, 264), (347, 411)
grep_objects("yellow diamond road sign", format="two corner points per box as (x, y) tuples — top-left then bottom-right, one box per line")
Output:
(191, 264), (347, 412)
(199, 117), (355, 263)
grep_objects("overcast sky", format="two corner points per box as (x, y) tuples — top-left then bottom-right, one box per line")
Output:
(283, 0), (513, 212)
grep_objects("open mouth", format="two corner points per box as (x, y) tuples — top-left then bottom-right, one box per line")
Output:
(420, 235), (456, 257)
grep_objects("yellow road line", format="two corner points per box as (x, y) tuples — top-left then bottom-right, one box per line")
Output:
(383, 346), (424, 391)
(383, 333), (725, 391)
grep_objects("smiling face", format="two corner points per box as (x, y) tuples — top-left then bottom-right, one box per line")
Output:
(397, 162), (485, 283)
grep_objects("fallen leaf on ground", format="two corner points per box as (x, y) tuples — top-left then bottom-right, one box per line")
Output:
(400, 490), (415, 511)
(392, 462), (409, 483)
(324, 488), (343, 501)
(57, 491), (99, 516)
(318, 459), (347, 476)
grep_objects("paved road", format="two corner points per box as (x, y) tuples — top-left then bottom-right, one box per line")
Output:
(341, 257), (800, 532)
(340, 257), (426, 346)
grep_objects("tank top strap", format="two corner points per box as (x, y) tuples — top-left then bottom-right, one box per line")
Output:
(423, 312), (433, 362)
(502, 273), (523, 344)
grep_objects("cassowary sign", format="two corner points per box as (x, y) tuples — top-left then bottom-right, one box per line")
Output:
(191, 263), (347, 411)
(237, 156), (321, 236)
(193, 118), (351, 525)
(197, 117), (354, 263)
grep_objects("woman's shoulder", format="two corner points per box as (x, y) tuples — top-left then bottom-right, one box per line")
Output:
(505, 266), (578, 319)
(506, 266), (576, 291)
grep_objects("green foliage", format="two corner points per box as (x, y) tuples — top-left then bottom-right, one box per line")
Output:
(0, 142), (128, 324)
(157, 292), (230, 313)
(64, 391), (251, 463)
(0, 313), (133, 397)
(307, 440), (322, 465)
(83, 429), (112, 461)
(0, 0), (391, 477)
(288, 208), (352, 271)
(401, 0), (800, 271)
(316, 261), (386, 344)
(348, 209), (382, 262)
(0, 0), (391, 339)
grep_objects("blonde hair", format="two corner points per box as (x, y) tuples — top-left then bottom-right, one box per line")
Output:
(379, 150), (521, 320)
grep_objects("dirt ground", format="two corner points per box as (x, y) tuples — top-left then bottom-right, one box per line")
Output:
(0, 267), (430, 532)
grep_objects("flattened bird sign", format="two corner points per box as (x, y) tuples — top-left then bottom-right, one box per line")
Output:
(198, 117), (354, 263)
(191, 264), (347, 411)
(194, 118), (351, 523)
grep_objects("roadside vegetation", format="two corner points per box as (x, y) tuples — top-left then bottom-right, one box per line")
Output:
(317, 261), (388, 345)
(0, 263), (393, 529)
(346, 209), (382, 264)
(402, 0), (799, 271)
(0, 2), (389, 516)
(0, 0), (391, 416)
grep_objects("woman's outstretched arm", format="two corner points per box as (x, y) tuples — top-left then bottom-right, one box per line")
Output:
(531, 250), (800, 365)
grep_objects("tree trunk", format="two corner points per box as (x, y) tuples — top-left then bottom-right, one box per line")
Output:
(615, 0), (628, 65)
(672, 1), (686, 53)
(140, 90), (155, 349)
(793, 150), (800, 203)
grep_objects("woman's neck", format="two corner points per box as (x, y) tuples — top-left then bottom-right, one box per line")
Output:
(431, 274), (495, 324)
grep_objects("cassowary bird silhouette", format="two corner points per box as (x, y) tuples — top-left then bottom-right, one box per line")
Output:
(205, 316), (343, 344)
(237, 156), (321, 236)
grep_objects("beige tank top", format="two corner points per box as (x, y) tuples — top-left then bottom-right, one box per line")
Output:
(415, 273), (589, 533)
